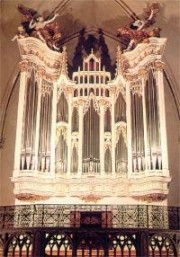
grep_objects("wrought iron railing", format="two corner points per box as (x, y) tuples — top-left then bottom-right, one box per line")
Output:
(0, 204), (179, 230)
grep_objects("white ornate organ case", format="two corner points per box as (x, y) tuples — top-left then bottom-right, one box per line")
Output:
(11, 37), (171, 204)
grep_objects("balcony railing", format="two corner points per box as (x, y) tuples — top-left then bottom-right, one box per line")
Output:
(0, 204), (179, 230)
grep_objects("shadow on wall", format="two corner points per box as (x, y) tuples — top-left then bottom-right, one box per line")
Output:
(69, 28), (116, 77)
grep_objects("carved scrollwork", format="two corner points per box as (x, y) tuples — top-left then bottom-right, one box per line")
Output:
(132, 193), (167, 202)
(15, 193), (49, 201)
(80, 194), (103, 203)
(83, 96), (100, 115)
(19, 60), (29, 72)
(153, 61), (165, 71)
(131, 80), (143, 96)
(41, 80), (53, 96)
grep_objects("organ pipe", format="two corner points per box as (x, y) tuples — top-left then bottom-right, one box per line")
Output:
(131, 91), (145, 172)
(83, 100), (100, 173)
(38, 82), (52, 172)
(55, 128), (68, 173)
(21, 69), (38, 170)
(145, 69), (161, 170)
(83, 100), (100, 160)
(115, 133), (127, 173)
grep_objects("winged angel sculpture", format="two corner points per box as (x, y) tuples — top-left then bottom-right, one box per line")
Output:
(12, 4), (61, 51)
(117, 3), (161, 52)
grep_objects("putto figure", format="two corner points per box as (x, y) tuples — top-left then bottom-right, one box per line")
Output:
(15, 4), (61, 51)
(117, 2), (161, 51)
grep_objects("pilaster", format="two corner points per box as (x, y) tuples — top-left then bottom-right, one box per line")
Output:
(126, 81), (133, 176)
(78, 102), (84, 176)
(155, 62), (169, 175)
(50, 82), (57, 176)
(14, 61), (29, 174)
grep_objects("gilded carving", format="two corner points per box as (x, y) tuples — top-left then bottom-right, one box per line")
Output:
(132, 193), (167, 202)
(19, 61), (29, 72)
(80, 194), (103, 203)
(154, 61), (165, 71)
(16, 193), (49, 201)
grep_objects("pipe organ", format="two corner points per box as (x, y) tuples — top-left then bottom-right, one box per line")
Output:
(12, 37), (171, 204)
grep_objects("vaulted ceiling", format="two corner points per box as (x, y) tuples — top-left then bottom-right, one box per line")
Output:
(1, 0), (180, 117)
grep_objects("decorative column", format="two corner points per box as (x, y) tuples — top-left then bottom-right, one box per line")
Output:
(155, 62), (169, 175)
(50, 81), (57, 176)
(141, 69), (149, 172)
(99, 100), (105, 175)
(110, 87), (116, 175)
(67, 87), (73, 176)
(14, 61), (29, 175)
(126, 81), (133, 176)
(78, 101), (84, 176)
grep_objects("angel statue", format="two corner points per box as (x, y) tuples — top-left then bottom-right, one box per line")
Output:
(117, 2), (161, 52)
(16, 4), (61, 51)
(12, 25), (28, 41)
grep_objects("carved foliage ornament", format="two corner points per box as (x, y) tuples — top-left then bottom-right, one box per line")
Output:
(80, 194), (103, 203)
(83, 96), (100, 115)
(15, 193), (49, 201)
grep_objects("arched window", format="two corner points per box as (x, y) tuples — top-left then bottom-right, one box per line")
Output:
(74, 89), (78, 97)
(89, 58), (94, 71)
(89, 75), (94, 83)
(85, 76), (88, 83)
(80, 88), (83, 96)
(105, 89), (109, 97)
